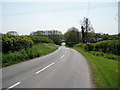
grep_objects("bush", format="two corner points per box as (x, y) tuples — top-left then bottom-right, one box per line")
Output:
(28, 35), (53, 44)
(2, 43), (59, 67)
(92, 40), (120, 55)
(74, 43), (86, 49)
(2, 34), (54, 53)
(89, 51), (104, 56)
(85, 43), (94, 51)
(89, 51), (119, 61)
(74, 40), (120, 56)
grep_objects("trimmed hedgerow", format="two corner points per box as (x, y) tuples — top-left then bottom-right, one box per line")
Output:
(74, 40), (120, 56)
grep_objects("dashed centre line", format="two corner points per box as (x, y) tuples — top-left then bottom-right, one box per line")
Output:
(7, 82), (21, 90)
(61, 51), (67, 59)
(6, 49), (68, 89)
(61, 54), (65, 59)
(35, 62), (55, 74)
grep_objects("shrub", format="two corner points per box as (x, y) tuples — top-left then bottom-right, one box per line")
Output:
(74, 40), (120, 56)
(28, 36), (53, 44)
(89, 51), (119, 61)
(84, 43), (94, 51)
(2, 43), (59, 67)
(2, 34), (54, 53)
(89, 51), (104, 56)
(74, 43), (86, 49)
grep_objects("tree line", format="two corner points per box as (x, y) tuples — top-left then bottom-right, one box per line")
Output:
(2, 17), (119, 49)
(65, 26), (119, 47)
(30, 30), (64, 45)
(64, 17), (120, 47)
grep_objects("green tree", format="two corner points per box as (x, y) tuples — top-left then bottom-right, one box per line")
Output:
(30, 30), (63, 45)
(65, 27), (81, 47)
(81, 17), (94, 43)
(102, 34), (109, 40)
(6, 31), (18, 36)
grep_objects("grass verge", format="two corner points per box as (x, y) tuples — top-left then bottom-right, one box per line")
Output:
(89, 51), (119, 61)
(2, 43), (59, 67)
(73, 47), (118, 88)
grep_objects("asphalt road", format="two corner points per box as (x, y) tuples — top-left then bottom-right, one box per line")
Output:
(2, 46), (94, 89)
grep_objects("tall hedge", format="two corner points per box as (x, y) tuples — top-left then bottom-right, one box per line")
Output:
(2, 34), (53, 53)
(28, 36), (53, 44)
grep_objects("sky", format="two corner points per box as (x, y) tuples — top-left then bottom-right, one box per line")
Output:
(1, 0), (119, 35)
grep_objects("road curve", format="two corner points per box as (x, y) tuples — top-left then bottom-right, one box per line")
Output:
(2, 46), (94, 88)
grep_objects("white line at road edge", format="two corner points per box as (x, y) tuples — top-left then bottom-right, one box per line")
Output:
(7, 82), (21, 89)
(36, 62), (55, 74)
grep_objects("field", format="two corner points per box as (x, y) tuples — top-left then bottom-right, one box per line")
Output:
(2, 43), (59, 67)
(73, 47), (118, 88)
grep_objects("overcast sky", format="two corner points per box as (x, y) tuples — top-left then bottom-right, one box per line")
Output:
(1, 0), (119, 35)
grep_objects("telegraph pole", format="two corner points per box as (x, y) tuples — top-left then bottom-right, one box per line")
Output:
(118, 1), (120, 34)
(85, 18), (88, 43)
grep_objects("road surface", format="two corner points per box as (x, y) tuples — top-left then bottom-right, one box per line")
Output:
(2, 46), (94, 89)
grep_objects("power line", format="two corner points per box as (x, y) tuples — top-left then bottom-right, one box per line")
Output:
(86, 0), (91, 18)
(80, 0), (91, 25)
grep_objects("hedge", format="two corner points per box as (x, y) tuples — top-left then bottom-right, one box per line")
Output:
(1, 34), (53, 53)
(74, 40), (120, 56)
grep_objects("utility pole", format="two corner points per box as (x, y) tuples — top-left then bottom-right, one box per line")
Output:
(85, 18), (88, 43)
(81, 26), (85, 43)
(118, 1), (120, 34)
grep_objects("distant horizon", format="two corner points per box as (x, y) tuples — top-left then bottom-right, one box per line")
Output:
(1, 29), (119, 35)
(1, 28), (118, 35)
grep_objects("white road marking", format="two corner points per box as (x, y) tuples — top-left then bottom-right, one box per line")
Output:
(61, 54), (65, 59)
(61, 51), (67, 59)
(7, 82), (21, 89)
(36, 62), (55, 74)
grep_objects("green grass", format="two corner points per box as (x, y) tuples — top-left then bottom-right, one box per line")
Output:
(89, 51), (119, 61)
(0, 52), (2, 68)
(2, 43), (59, 67)
(73, 47), (118, 88)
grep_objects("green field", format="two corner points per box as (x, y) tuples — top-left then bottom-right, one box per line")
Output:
(2, 43), (59, 67)
(73, 47), (118, 88)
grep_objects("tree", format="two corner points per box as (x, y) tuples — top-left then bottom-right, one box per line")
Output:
(81, 26), (85, 43)
(102, 34), (109, 40)
(6, 31), (18, 36)
(30, 30), (63, 45)
(65, 27), (81, 47)
(81, 17), (94, 43)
